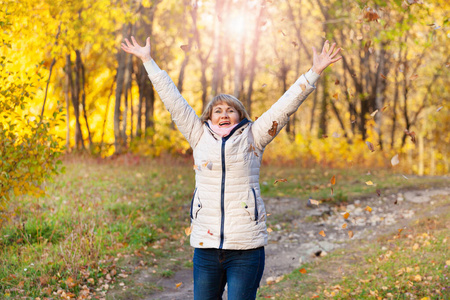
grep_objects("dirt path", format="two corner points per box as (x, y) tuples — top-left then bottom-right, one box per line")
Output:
(145, 186), (450, 300)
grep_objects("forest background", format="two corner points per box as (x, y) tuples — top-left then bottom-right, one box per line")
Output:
(1, 0), (449, 176)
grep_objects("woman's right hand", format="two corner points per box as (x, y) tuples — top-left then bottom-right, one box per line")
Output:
(121, 36), (152, 63)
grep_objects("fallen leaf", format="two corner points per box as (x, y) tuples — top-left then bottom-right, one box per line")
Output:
(364, 7), (380, 22)
(365, 180), (374, 185)
(65, 277), (77, 288)
(370, 110), (378, 117)
(366, 141), (375, 152)
(376, 189), (381, 196)
(343, 212), (350, 219)
(330, 187), (334, 196)
(445, 260), (450, 266)
(176, 282), (182, 288)
(365, 206), (372, 212)
(267, 228), (273, 233)
(356, 35), (363, 41)
(398, 228), (403, 234)
(299, 268), (307, 274)
(268, 121), (278, 137)
(342, 223), (347, 229)
(331, 175), (336, 185)
(391, 154), (399, 166)
(348, 230), (354, 238)
(274, 178), (287, 184)
(319, 230), (326, 237)
(310, 199), (320, 206)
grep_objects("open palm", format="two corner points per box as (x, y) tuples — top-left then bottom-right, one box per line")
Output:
(121, 36), (152, 62)
(312, 40), (342, 75)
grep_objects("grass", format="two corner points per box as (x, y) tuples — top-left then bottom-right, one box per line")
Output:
(257, 194), (450, 299)
(0, 154), (448, 298)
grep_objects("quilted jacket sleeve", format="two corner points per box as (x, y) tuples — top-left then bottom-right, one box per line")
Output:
(252, 69), (320, 150)
(145, 60), (203, 148)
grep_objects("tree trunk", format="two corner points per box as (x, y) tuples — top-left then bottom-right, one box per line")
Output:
(114, 39), (126, 154)
(67, 53), (85, 150)
(64, 55), (71, 151)
(76, 50), (92, 149)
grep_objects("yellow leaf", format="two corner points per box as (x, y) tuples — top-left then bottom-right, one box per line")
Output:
(331, 175), (336, 185)
(175, 282), (182, 288)
(343, 212), (350, 219)
(364, 206), (372, 212)
(267, 228), (273, 233)
(185, 225), (193, 236)
(446, 260), (450, 266)
(412, 243), (419, 251)
(319, 230), (326, 237)
(414, 274), (422, 282)
(310, 199), (320, 206)
(342, 223), (347, 229)
(365, 181), (374, 186)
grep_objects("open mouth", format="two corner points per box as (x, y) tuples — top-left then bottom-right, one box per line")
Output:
(219, 121), (231, 127)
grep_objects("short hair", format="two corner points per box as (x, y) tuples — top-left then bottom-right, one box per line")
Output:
(200, 94), (251, 123)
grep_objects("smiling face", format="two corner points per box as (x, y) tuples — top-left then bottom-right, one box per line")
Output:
(210, 103), (241, 128)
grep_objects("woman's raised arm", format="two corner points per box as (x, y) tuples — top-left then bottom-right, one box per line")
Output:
(121, 36), (204, 148)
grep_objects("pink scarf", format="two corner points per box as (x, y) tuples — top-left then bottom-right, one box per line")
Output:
(207, 120), (238, 137)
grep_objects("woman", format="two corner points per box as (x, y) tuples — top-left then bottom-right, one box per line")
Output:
(121, 36), (341, 299)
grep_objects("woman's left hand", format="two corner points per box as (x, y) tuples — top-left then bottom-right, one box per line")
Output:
(311, 40), (342, 75)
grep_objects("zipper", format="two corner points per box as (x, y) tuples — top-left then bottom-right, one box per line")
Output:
(217, 118), (250, 249)
(190, 188), (197, 219)
(251, 188), (259, 224)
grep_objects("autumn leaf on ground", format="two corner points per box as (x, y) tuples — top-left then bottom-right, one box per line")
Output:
(343, 212), (350, 219)
(268, 121), (278, 137)
(180, 45), (189, 52)
(370, 110), (378, 117)
(330, 175), (336, 185)
(376, 189), (381, 196)
(365, 141), (375, 152)
(319, 230), (326, 237)
(267, 228), (273, 233)
(364, 206), (372, 212)
(299, 268), (307, 274)
(274, 178), (287, 184)
(398, 228), (404, 234)
(391, 154), (399, 166)
(365, 180), (374, 185)
(348, 230), (354, 238)
(65, 277), (77, 288)
(309, 199), (320, 206)
(364, 7), (380, 22)
(436, 106), (443, 112)
(330, 187), (334, 196)
(176, 282), (182, 288)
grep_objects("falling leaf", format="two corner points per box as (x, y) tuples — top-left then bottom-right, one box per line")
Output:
(299, 268), (307, 274)
(268, 121), (278, 137)
(335, 79), (340, 85)
(185, 226), (192, 236)
(366, 181), (374, 185)
(274, 178), (287, 184)
(366, 141), (375, 152)
(241, 202), (248, 208)
(267, 228), (273, 233)
(409, 74), (418, 80)
(343, 212), (350, 219)
(364, 7), (380, 22)
(376, 189), (381, 196)
(348, 230), (354, 238)
(207, 229), (213, 235)
(278, 29), (286, 36)
(370, 110), (378, 117)
(365, 206), (372, 212)
(331, 175), (336, 185)
(356, 35), (364, 41)
(332, 132), (340, 138)
(398, 228), (403, 234)
(330, 187), (334, 196)
(380, 74), (387, 80)
(446, 63), (450, 68)
(404, 130), (416, 143)
(342, 223), (347, 229)
(292, 41), (298, 47)
(402, 174), (408, 180)
(382, 105), (389, 112)
(310, 199), (320, 206)
(319, 230), (326, 237)
(262, 83), (267, 88)
(300, 83), (306, 91)
(180, 45), (189, 51)
(391, 154), (399, 166)
(332, 93), (339, 100)
(436, 106), (443, 112)
(176, 282), (182, 288)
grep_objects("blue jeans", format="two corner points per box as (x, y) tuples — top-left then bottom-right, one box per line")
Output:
(193, 247), (265, 300)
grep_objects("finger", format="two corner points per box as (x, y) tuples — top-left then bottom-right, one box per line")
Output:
(330, 47), (342, 58)
(131, 36), (142, 47)
(145, 37), (150, 47)
(124, 38), (133, 48)
(330, 56), (342, 63)
(328, 43), (336, 55)
(322, 40), (329, 54)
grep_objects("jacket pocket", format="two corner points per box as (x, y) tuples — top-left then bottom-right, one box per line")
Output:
(251, 188), (259, 224)
(190, 188), (202, 220)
